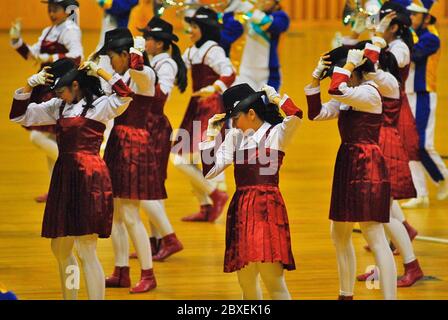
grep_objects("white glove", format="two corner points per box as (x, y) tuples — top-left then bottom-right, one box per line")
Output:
(80, 61), (100, 77)
(352, 13), (367, 35)
(372, 36), (387, 49)
(250, 9), (268, 25)
(376, 12), (395, 34)
(36, 53), (52, 64)
(133, 36), (146, 53)
(312, 57), (329, 79)
(262, 85), (281, 103)
(199, 85), (217, 95)
(9, 20), (21, 41)
(347, 49), (365, 68)
(206, 113), (226, 139)
(27, 67), (51, 87)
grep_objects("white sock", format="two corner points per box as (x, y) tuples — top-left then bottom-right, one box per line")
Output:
(237, 263), (263, 300)
(75, 235), (105, 300)
(330, 221), (356, 296)
(360, 222), (397, 300)
(29, 131), (58, 161)
(51, 237), (78, 300)
(257, 262), (291, 300)
(120, 199), (152, 270)
(141, 200), (174, 237)
(111, 199), (130, 266)
(409, 161), (429, 197)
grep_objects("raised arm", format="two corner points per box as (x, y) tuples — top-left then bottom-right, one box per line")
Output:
(128, 37), (156, 96)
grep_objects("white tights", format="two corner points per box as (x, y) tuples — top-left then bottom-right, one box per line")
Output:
(141, 200), (174, 237)
(236, 262), (291, 300)
(111, 198), (152, 269)
(331, 221), (397, 300)
(51, 234), (105, 300)
(384, 200), (416, 264)
(171, 153), (225, 205)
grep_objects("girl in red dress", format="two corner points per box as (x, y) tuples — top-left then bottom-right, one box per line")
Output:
(9, 59), (133, 300)
(100, 28), (158, 293)
(129, 17), (187, 261)
(199, 84), (301, 300)
(9, 0), (83, 202)
(171, 7), (236, 223)
(305, 48), (397, 300)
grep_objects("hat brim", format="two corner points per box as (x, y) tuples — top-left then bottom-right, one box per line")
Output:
(406, 3), (428, 13)
(97, 38), (134, 56)
(184, 16), (221, 28)
(224, 92), (266, 120)
(138, 28), (179, 42)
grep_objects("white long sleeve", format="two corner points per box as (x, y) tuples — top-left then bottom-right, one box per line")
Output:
(389, 39), (411, 69)
(366, 70), (400, 99)
(152, 53), (177, 95)
(128, 65), (156, 96)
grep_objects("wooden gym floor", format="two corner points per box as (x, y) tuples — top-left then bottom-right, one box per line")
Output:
(0, 26), (447, 300)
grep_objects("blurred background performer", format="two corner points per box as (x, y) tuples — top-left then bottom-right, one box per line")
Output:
(171, 7), (236, 223)
(9, 0), (82, 203)
(235, 0), (290, 91)
(402, 0), (448, 208)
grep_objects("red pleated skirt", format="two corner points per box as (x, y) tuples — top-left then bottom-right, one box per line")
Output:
(224, 185), (296, 273)
(398, 93), (420, 161)
(330, 143), (391, 223)
(147, 113), (172, 184)
(104, 125), (165, 200)
(176, 94), (225, 154)
(379, 126), (417, 200)
(42, 153), (114, 238)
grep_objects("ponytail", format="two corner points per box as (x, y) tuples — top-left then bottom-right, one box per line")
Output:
(170, 42), (188, 93)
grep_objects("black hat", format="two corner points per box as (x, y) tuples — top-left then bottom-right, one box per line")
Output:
(320, 46), (349, 79)
(41, 0), (79, 8)
(47, 59), (76, 90)
(222, 84), (266, 120)
(139, 17), (179, 42)
(380, 1), (412, 27)
(98, 28), (134, 56)
(51, 68), (79, 90)
(185, 7), (221, 28)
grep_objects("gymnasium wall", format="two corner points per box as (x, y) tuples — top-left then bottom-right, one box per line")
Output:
(0, 0), (447, 31)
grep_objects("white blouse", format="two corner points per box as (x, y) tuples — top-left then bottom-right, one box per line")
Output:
(11, 74), (132, 126)
(151, 52), (178, 96)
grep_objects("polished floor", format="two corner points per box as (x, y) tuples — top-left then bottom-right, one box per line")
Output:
(0, 26), (447, 300)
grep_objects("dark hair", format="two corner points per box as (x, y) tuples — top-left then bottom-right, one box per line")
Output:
(240, 97), (284, 126)
(194, 21), (221, 48)
(108, 45), (151, 67)
(154, 37), (188, 93)
(378, 50), (402, 84)
(391, 20), (414, 53)
(75, 71), (105, 108)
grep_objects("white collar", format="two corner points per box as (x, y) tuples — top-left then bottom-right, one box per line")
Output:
(249, 122), (271, 144)
(151, 52), (170, 67)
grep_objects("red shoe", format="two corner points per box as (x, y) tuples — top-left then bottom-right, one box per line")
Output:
(403, 221), (418, 241)
(130, 237), (159, 259)
(208, 189), (229, 222)
(357, 269), (375, 282)
(182, 205), (213, 222)
(129, 269), (157, 293)
(397, 259), (424, 287)
(105, 266), (131, 288)
(34, 193), (48, 203)
(338, 295), (354, 300)
(153, 233), (184, 261)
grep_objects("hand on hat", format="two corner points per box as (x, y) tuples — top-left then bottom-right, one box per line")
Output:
(371, 36), (387, 49)
(206, 113), (226, 140)
(79, 61), (100, 77)
(9, 19), (21, 42)
(376, 11), (397, 35)
(346, 49), (366, 68)
(27, 67), (53, 88)
(133, 36), (146, 53)
(262, 85), (281, 104)
(312, 54), (331, 79)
